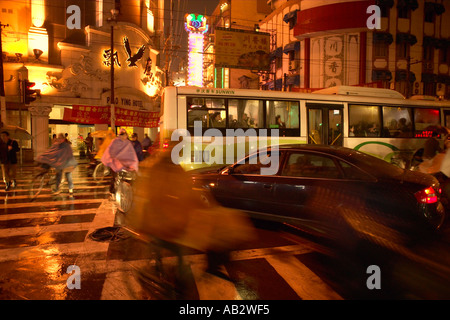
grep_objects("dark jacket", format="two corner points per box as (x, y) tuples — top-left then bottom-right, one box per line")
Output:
(0, 138), (19, 165)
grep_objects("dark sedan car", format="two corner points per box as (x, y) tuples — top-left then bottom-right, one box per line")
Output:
(191, 144), (446, 247)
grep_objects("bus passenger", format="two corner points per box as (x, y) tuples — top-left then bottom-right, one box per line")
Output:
(275, 115), (286, 129)
(211, 112), (225, 128)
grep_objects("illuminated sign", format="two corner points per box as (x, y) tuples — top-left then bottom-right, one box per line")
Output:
(185, 14), (209, 87)
(101, 36), (146, 68)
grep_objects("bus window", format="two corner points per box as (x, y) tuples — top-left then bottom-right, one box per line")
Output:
(187, 97), (226, 128)
(348, 105), (381, 137)
(382, 106), (413, 137)
(414, 108), (440, 137)
(266, 101), (300, 129)
(228, 99), (263, 129)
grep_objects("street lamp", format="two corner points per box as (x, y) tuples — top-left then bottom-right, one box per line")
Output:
(108, 9), (119, 133)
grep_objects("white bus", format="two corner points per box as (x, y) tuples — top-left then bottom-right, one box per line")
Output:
(160, 86), (450, 170)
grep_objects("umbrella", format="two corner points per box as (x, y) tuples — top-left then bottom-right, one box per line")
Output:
(0, 125), (32, 140)
(91, 129), (116, 138)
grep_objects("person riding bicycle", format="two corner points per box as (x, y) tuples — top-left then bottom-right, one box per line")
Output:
(101, 128), (139, 197)
(37, 133), (78, 195)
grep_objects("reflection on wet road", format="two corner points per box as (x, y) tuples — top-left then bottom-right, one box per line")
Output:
(0, 160), (449, 300)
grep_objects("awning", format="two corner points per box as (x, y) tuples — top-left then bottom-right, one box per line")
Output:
(397, 0), (418, 11)
(269, 47), (283, 60)
(373, 32), (394, 44)
(425, 2), (445, 16)
(437, 75), (450, 85)
(376, 0), (394, 8)
(437, 39), (450, 49)
(283, 10), (299, 23)
(423, 36), (440, 47)
(395, 70), (416, 82)
(283, 41), (300, 54)
(422, 73), (438, 83)
(372, 69), (392, 81)
(396, 33), (417, 45)
(286, 74), (300, 86)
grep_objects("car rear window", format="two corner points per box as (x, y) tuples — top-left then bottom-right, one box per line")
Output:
(343, 150), (405, 177)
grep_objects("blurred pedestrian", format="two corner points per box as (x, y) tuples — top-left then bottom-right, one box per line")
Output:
(126, 143), (256, 288)
(142, 133), (152, 151)
(37, 133), (77, 195)
(0, 131), (20, 191)
(85, 132), (94, 156)
(101, 128), (138, 196)
(130, 133), (144, 161)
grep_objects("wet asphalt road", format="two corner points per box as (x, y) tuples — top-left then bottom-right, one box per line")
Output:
(1, 159), (450, 300)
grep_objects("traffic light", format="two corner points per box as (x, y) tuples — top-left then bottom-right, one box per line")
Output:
(23, 80), (37, 104)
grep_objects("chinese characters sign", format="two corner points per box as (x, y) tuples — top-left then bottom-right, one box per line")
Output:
(63, 105), (159, 128)
(215, 27), (270, 71)
(102, 36), (146, 68)
(323, 36), (344, 87)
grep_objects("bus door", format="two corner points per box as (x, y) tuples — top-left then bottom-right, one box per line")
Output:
(444, 110), (450, 128)
(306, 103), (343, 146)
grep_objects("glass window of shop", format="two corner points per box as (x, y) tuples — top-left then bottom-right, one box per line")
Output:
(49, 105), (95, 150)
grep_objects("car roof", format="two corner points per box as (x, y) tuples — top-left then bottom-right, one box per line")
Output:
(262, 144), (405, 177)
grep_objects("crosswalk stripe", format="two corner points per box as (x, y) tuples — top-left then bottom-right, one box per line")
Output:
(190, 263), (242, 300)
(0, 199), (104, 209)
(265, 254), (343, 300)
(0, 208), (98, 221)
(0, 241), (110, 263)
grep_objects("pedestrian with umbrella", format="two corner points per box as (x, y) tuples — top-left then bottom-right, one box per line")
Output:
(0, 131), (20, 191)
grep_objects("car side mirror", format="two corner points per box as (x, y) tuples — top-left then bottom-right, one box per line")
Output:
(221, 167), (233, 175)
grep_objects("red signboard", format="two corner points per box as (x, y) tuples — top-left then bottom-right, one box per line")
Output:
(63, 105), (160, 128)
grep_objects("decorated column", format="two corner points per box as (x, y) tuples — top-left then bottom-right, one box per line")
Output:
(28, 104), (52, 160)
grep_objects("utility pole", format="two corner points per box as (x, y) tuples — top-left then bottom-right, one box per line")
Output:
(108, 10), (119, 133)
(0, 22), (9, 127)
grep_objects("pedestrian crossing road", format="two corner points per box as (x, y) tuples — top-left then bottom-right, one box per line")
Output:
(1, 159), (449, 300)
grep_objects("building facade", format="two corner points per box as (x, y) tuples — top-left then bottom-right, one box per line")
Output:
(206, 0), (272, 89)
(1, 0), (165, 160)
(257, 0), (450, 100)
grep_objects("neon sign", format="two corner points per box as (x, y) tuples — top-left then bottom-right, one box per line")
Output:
(185, 14), (209, 87)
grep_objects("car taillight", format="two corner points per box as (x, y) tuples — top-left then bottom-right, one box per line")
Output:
(414, 187), (438, 204)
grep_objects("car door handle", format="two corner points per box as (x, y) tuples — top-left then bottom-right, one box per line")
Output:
(263, 184), (273, 190)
